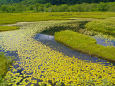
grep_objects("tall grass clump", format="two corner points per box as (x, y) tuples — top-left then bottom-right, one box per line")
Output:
(85, 18), (115, 37)
(0, 53), (13, 84)
(55, 30), (115, 61)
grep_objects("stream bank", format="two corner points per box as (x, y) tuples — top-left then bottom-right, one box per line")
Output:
(34, 33), (115, 66)
(0, 20), (115, 85)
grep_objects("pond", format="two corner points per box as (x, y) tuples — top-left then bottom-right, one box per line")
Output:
(34, 33), (115, 66)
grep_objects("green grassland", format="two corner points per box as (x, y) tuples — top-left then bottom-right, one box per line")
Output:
(86, 17), (115, 37)
(0, 26), (19, 32)
(0, 12), (115, 33)
(0, 12), (115, 25)
(55, 30), (115, 61)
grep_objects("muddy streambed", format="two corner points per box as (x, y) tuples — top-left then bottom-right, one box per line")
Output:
(34, 33), (115, 66)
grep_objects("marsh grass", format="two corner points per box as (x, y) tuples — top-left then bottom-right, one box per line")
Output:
(86, 17), (115, 37)
(0, 12), (115, 32)
(1, 21), (115, 86)
(55, 30), (115, 61)
(0, 12), (115, 85)
(0, 26), (19, 32)
(0, 12), (115, 25)
(41, 20), (89, 35)
(0, 52), (13, 84)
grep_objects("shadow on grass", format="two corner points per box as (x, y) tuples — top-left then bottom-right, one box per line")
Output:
(40, 21), (89, 35)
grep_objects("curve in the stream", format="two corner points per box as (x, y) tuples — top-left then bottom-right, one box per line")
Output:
(34, 33), (115, 66)
(0, 21), (115, 86)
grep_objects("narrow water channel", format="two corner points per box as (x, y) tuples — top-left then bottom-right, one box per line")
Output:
(93, 36), (115, 46)
(1, 21), (115, 85)
(34, 33), (115, 66)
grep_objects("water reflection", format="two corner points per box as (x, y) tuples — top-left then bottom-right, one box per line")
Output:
(93, 36), (115, 46)
(34, 34), (115, 66)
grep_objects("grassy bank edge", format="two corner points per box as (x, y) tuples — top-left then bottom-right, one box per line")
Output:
(85, 18), (115, 37)
(0, 53), (14, 84)
(0, 26), (20, 32)
(54, 30), (115, 62)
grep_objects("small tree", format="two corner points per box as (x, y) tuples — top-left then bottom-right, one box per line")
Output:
(0, 5), (8, 12)
(97, 2), (108, 11)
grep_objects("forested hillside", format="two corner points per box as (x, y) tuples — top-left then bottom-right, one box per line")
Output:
(0, 0), (115, 12)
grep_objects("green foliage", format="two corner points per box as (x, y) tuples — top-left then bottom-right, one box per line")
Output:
(0, 12), (115, 25)
(0, 26), (19, 32)
(1, 2), (115, 12)
(0, 53), (8, 76)
(86, 18), (115, 37)
(0, 52), (13, 85)
(41, 21), (85, 35)
(55, 30), (115, 61)
(97, 2), (108, 11)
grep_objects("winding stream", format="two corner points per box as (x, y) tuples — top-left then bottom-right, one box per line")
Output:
(34, 33), (115, 66)
(0, 21), (115, 85)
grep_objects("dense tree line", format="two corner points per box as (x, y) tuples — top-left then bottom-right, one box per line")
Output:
(0, 1), (115, 12)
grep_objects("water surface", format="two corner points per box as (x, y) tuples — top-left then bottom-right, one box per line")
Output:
(34, 33), (115, 66)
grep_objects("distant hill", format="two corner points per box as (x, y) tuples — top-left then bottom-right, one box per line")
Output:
(0, 0), (115, 5)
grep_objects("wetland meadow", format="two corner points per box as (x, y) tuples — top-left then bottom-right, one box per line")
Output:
(0, 12), (115, 86)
